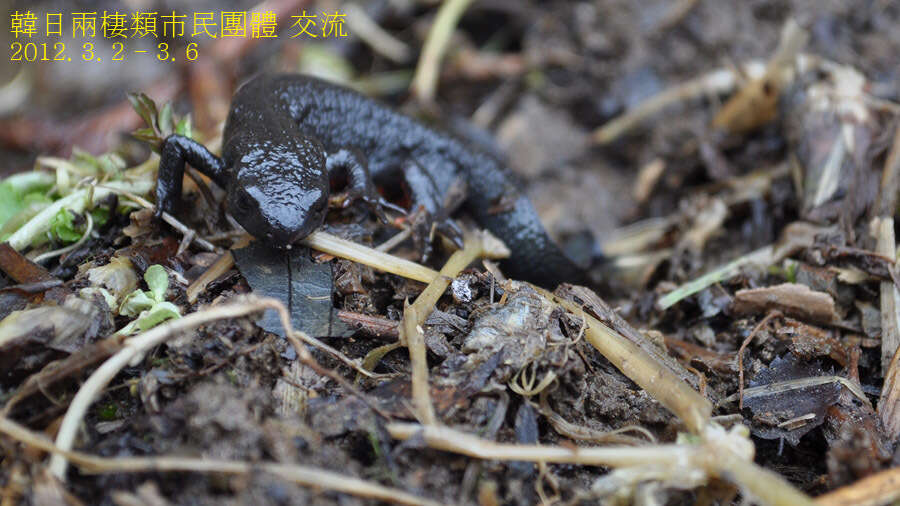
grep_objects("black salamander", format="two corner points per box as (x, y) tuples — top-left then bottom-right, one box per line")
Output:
(156, 73), (586, 287)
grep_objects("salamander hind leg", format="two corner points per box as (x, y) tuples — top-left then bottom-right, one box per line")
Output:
(326, 148), (406, 223)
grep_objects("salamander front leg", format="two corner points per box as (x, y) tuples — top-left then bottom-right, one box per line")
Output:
(326, 148), (405, 223)
(156, 134), (226, 219)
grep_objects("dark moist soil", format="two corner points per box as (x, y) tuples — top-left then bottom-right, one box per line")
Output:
(2, 0), (900, 505)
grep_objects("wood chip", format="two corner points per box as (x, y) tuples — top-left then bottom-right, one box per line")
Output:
(731, 283), (839, 324)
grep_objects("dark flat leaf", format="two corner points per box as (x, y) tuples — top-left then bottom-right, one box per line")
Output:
(232, 242), (351, 338)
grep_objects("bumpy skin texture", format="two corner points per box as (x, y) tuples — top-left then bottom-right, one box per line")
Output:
(157, 73), (584, 287)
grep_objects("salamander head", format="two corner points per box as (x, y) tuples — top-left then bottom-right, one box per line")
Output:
(227, 143), (329, 247)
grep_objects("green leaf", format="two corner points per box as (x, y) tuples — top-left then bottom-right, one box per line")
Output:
(132, 127), (156, 138)
(785, 261), (798, 283)
(159, 103), (174, 136)
(118, 289), (155, 317)
(0, 174), (49, 231)
(132, 128), (159, 144)
(114, 318), (138, 336)
(138, 301), (180, 330)
(0, 195), (51, 240)
(72, 148), (101, 174)
(117, 301), (181, 335)
(129, 92), (191, 148)
(128, 92), (158, 133)
(48, 209), (83, 243)
(23, 192), (52, 206)
(0, 182), (24, 230)
(97, 402), (119, 421)
(144, 264), (169, 302)
(97, 153), (126, 176)
(80, 286), (118, 310)
(175, 115), (193, 138)
(90, 207), (110, 227)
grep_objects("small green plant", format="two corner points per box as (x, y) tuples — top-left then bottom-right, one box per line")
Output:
(97, 402), (119, 421)
(117, 264), (181, 335)
(48, 209), (85, 243)
(128, 92), (192, 148)
(0, 146), (154, 251)
(767, 260), (798, 283)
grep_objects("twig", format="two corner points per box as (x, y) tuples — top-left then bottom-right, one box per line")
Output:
(376, 227), (411, 252)
(592, 61), (766, 144)
(102, 185), (217, 253)
(49, 298), (284, 478)
(875, 217), (900, 376)
(595, 43), (877, 144)
(410, 0), (474, 103)
(814, 466), (900, 506)
(874, 128), (900, 441)
(530, 283), (712, 434)
(336, 310), (399, 340)
(658, 221), (829, 310)
(657, 245), (774, 310)
(880, 343), (900, 441)
(726, 375), (872, 409)
(0, 279), (62, 294)
(737, 311), (780, 410)
(401, 299), (436, 424)
(387, 422), (691, 466)
(302, 230), (438, 283)
(386, 422), (815, 506)
(874, 117), (900, 217)
(715, 445), (817, 506)
(0, 242), (54, 283)
(186, 251), (235, 303)
(278, 306), (390, 380)
(0, 416), (436, 506)
(536, 391), (655, 445)
(401, 230), (510, 424)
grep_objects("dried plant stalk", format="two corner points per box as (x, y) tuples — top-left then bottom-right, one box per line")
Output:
(387, 423), (815, 506)
(401, 230), (510, 424)
(531, 284), (712, 434)
(0, 416), (436, 506)
(302, 230), (439, 283)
